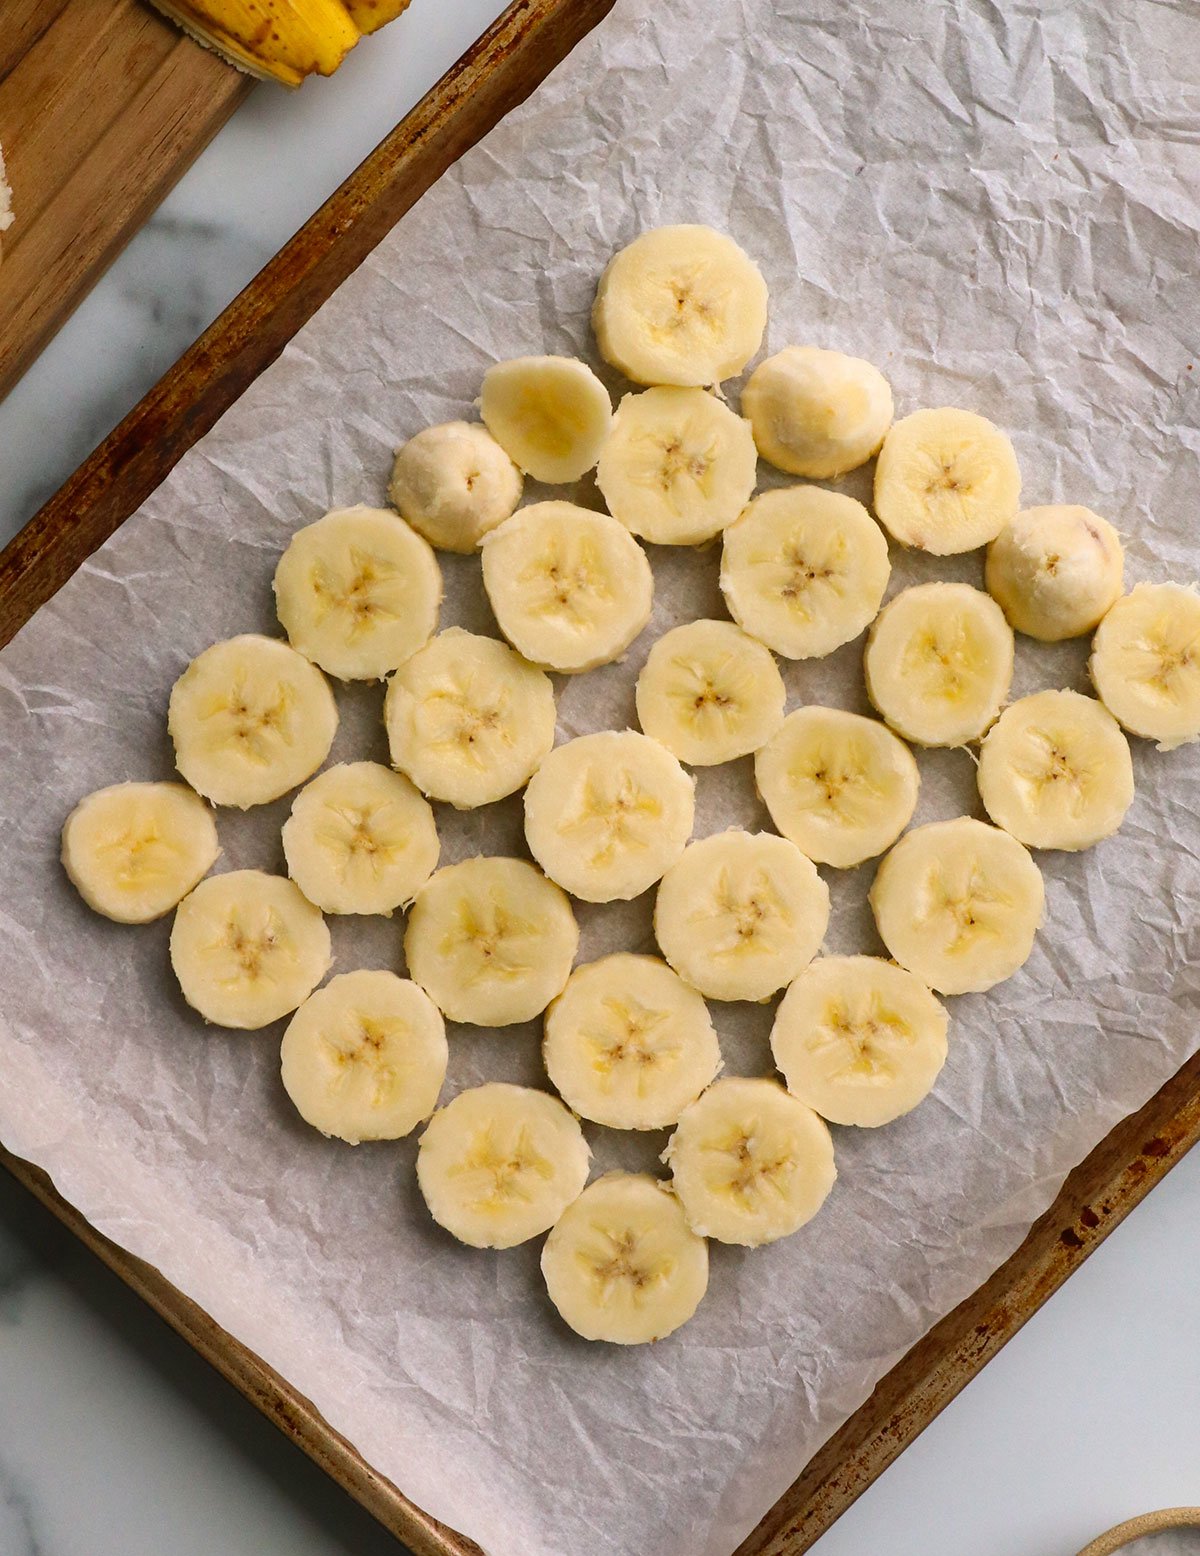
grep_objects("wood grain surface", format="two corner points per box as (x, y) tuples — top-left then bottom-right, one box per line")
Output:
(0, 0), (250, 400)
(1, 1), (1198, 1553)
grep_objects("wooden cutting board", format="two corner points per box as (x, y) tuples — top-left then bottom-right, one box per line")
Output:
(0, 0), (249, 400)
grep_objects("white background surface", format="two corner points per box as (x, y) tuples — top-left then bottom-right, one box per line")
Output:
(0, 4), (1197, 1553)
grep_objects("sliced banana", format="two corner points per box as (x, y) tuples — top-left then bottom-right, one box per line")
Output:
(986, 505), (1124, 641)
(977, 689), (1134, 851)
(479, 356), (612, 485)
(281, 761), (438, 915)
(168, 634), (338, 809)
(869, 817), (1044, 995)
(654, 830), (828, 1002)
(741, 346), (893, 479)
(62, 781), (219, 923)
(592, 224), (768, 388)
(384, 628), (556, 808)
(663, 1077), (835, 1247)
(280, 970), (447, 1144)
(1090, 581), (1200, 750)
(480, 500), (653, 673)
(719, 486), (890, 659)
(540, 1172), (708, 1344)
(273, 505), (442, 681)
(754, 706), (919, 869)
(771, 956), (949, 1127)
(170, 869), (331, 1030)
(874, 407), (1021, 554)
(524, 730), (695, 902)
(635, 618), (785, 765)
(389, 421), (522, 553)
(864, 582), (1014, 747)
(543, 954), (722, 1130)
(404, 856), (578, 1026)
(417, 1082), (589, 1249)
(595, 386), (758, 546)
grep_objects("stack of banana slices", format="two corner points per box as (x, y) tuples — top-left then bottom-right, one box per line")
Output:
(61, 224), (1200, 1347)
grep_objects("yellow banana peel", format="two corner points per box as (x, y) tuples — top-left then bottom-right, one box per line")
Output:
(342, 0), (412, 36)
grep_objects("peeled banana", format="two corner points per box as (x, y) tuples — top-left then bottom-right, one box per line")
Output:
(653, 829), (829, 1002)
(480, 356), (612, 485)
(874, 407), (1021, 554)
(389, 422), (522, 554)
(741, 346), (893, 479)
(986, 505), (1124, 641)
(1090, 582), (1200, 750)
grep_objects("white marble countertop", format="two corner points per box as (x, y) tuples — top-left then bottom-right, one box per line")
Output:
(1, 5), (1197, 1553)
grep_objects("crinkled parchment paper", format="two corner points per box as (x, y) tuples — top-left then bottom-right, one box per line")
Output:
(2, 2), (1199, 1553)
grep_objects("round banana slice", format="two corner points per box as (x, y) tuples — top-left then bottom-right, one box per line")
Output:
(540, 1172), (708, 1344)
(986, 505), (1124, 641)
(654, 830), (828, 1002)
(595, 387), (758, 546)
(719, 486), (891, 659)
(869, 818), (1044, 995)
(479, 356), (612, 485)
(280, 970), (447, 1144)
(170, 869), (331, 1029)
(754, 706), (919, 869)
(417, 1082), (590, 1249)
(480, 501), (653, 673)
(524, 730), (695, 902)
(864, 582), (1014, 747)
(168, 634), (338, 809)
(977, 689), (1134, 851)
(741, 346), (894, 479)
(592, 224), (768, 388)
(874, 408), (1021, 554)
(663, 1077), (835, 1247)
(384, 628), (556, 808)
(389, 421), (522, 553)
(404, 856), (578, 1026)
(771, 956), (949, 1127)
(1090, 581), (1200, 750)
(281, 761), (438, 915)
(543, 954), (722, 1130)
(634, 618), (785, 766)
(273, 505), (442, 681)
(62, 781), (220, 923)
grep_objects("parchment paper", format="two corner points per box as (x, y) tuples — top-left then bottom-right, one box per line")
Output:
(2, 2), (1199, 1553)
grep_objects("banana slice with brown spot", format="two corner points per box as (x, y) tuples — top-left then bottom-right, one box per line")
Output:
(635, 618), (785, 765)
(874, 408), (1021, 554)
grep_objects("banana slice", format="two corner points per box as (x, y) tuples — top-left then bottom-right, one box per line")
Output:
(479, 356), (612, 485)
(524, 730), (695, 902)
(280, 969), (446, 1143)
(719, 486), (891, 659)
(404, 856), (578, 1026)
(754, 706), (919, 869)
(635, 618), (785, 765)
(281, 761), (438, 915)
(417, 1082), (589, 1249)
(864, 582), (1014, 747)
(543, 954), (722, 1130)
(771, 956), (949, 1127)
(869, 818), (1044, 995)
(741, 346), (893, 479)
(592, 225), (768, 388)
(168, 634), (338, 809)
(540, 1172), (708, 1344)
(62, 782), (219, 923)
(170, 870), (331, 1029)
(654, 830), (828, 1002)
(977, 689), (1134, 851)
(663, 1077), (835, 1247)
(874, 408), (1021, 554)
(1090, 582), (1200, 750)
(384, 628), (556, 808)
(480, 501), (653, 673)
(389, 421), (522, 554)
(273, 505), (441, 681)
(986, 505), (1124, 641)
(595, 387), (759, 546)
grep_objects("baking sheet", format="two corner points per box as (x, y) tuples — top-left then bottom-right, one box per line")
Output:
(2, 2), (1200, 1554)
